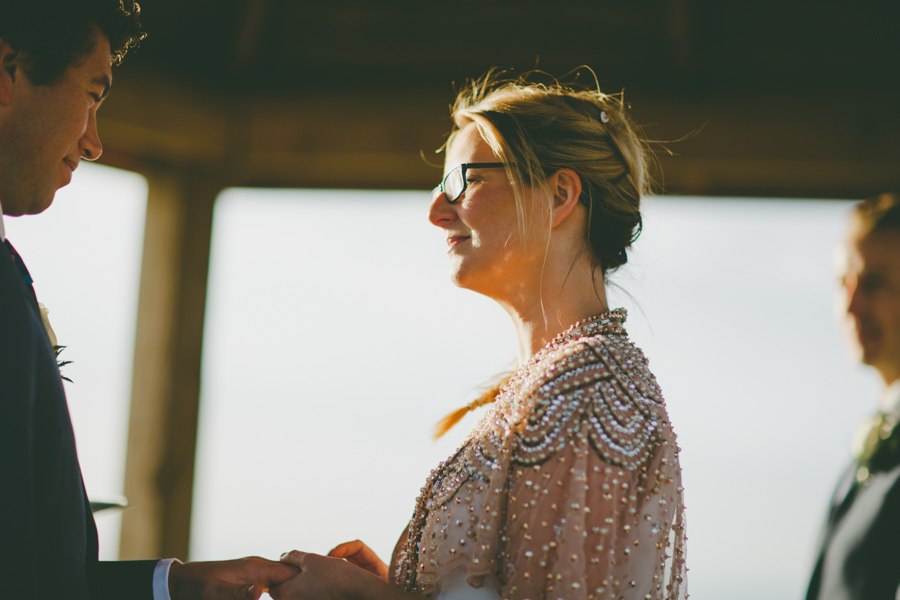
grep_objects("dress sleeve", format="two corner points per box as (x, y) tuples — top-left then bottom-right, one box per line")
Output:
(498, 425), (685, 600)
(492, 338), (686, 600)
(405, 336), (687, 600)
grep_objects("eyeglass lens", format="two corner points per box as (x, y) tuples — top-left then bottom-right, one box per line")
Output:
(443, 167), (464, 202)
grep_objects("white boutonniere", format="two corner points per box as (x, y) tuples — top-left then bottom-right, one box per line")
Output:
(38, 302), (72, 382)
(38, 302), (58, 347)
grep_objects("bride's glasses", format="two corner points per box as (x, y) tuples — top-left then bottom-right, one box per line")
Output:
(432, 162), (505, 204)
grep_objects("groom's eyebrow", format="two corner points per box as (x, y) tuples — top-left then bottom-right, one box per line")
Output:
(91, 74), (111, 101)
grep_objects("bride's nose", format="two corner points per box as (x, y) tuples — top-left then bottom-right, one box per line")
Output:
(428, 188), (457, 228)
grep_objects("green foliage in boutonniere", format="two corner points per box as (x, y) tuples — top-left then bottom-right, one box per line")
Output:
(853, 413), (900, 483)
(54, 346), (73, 383)
(38, 303), (72, 383)
(867, 422), (900, 472)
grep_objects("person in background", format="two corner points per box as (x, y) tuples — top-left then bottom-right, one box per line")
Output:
(807, 192), (900, 600)
(272, 72), (687, 600)
(0, 1), (296, 598)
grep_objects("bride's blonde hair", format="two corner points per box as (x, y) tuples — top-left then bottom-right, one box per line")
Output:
(434, 70), (653, 439)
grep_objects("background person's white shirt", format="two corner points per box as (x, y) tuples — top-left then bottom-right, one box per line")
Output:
(878, 380), (900, 417)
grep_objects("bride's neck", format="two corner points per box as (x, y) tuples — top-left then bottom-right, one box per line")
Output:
(500, 264), (610, 365)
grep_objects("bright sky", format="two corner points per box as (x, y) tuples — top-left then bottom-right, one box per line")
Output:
(5, 164), (882, 600)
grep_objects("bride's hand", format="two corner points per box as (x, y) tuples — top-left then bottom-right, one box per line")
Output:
(328, 540), (389, 581)
(271, 550), (381, 600)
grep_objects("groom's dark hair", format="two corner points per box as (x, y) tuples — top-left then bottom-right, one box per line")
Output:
(0, 0), (146, 86)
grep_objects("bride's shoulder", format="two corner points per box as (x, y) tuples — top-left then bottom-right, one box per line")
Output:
(519, 332), (663, 405)
(509, 333), (670, 468)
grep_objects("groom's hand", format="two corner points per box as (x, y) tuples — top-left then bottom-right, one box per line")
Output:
(169, 557), (299, 600)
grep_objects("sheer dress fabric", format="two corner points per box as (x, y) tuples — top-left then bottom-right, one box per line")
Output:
(391, 311), (687, 600)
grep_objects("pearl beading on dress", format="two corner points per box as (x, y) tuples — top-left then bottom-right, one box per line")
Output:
(395, 310), (687, 600)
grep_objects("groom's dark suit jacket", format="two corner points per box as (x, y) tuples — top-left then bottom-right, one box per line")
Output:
(0, 240), (158, 599)
(807, 446), (900, 599)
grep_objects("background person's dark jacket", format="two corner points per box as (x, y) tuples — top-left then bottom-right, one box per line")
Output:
(808, 435), (900, 600)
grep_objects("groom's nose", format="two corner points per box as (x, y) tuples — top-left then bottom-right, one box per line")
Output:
(846, 272), (871, 317)
(79, 111), (103, 161)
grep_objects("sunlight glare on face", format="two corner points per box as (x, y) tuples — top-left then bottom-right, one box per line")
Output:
(428, 123), (544, 299)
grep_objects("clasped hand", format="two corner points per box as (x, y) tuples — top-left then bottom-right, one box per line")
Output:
(168, 556), (299, 600)
(270, 540), (393, 600)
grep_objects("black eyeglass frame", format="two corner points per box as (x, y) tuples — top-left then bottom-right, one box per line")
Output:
(434, 162), (506, 204)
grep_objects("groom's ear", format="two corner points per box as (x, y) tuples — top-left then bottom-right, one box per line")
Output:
(0, 39), (22, 106)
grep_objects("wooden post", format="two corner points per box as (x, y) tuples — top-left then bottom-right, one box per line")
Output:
(119, 168), (222, 561)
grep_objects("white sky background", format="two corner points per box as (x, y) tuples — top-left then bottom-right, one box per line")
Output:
(5, 167), (883, 600)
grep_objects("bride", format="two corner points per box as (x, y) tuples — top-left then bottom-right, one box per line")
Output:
(273, 74), (687, 600)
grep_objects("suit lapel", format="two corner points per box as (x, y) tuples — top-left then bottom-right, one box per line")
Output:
(813, 462), (861, 563)
(807, 462), (862, 600)
(3, 239), (39, 308)
(829, 462), (861, 525)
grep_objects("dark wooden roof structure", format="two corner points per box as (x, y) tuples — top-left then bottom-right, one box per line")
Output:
(101, 0), (900, 199)
(107, 1), (900, 563)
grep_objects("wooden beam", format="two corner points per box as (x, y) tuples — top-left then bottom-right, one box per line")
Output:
(97, 71), (900, 199)
(119, 168), (221, 561)
(654, 157), (900, 200)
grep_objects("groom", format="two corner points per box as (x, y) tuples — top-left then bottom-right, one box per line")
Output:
(807, 192), (900, 600)
(0, 1), (296, 598)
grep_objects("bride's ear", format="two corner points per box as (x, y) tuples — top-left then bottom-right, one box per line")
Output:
(549, 169), (583, 228)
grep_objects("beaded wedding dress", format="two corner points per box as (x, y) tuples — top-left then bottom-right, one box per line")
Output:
(390, 310), (687, 600)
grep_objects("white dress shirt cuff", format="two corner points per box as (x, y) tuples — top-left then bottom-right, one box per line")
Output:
(0, 196), (6, 241)
(153, 558), (181, 600)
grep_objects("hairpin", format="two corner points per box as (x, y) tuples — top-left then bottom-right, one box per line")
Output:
(600, 111), (610, 124)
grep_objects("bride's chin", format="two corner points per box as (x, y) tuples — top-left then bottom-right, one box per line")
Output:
(449, 267), (473, 290)
(449, 268), (487, 295)
(448, 258), (498, 294)
(449, 271), (466, 288)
